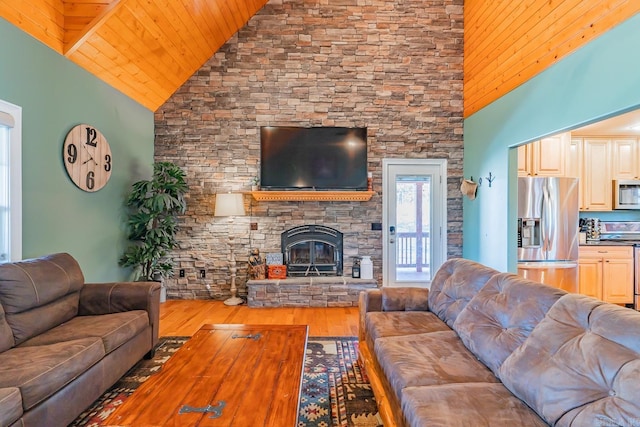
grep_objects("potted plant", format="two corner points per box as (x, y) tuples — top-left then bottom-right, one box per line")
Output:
(119, 161), (187, 300)
(251, 176), (260, 191)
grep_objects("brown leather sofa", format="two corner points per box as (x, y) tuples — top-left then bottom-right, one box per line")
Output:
(359, 258), (640, 427)
(0, 253), (161, 427)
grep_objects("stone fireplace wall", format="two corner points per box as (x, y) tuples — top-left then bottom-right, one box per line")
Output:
(154, 0), (464, 300)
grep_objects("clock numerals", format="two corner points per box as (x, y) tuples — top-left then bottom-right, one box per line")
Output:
(67, 144), (78, 164)
(86, 171), (95, 190)
(104, 154), (112, 172)
(85, 127), (98, 147)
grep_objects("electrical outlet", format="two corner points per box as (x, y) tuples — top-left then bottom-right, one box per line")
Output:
(179, 269), (185, 277)
(200, 269), (206, 278)
(250, 222), (258, 231)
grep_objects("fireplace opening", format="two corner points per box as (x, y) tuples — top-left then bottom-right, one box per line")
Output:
(282, 225), (343, 276)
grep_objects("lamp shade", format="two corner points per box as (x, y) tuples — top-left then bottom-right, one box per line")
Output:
(214, 193), (246, 217)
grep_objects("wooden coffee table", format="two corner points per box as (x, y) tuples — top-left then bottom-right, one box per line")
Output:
(104, 324), (309, 426)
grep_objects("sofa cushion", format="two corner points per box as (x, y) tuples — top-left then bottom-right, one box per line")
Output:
(453, 272), (566, 375)
(0, 253), (84, 344)
(0, 387), (22, 427)
(365, 311), (450, 349)
(19, 310), (149, 354)
(428, 258), (500, 327)
(0, 302), (15, 352)
(375, 330), (499, 403)
(381, 287), (429, 311)
(401, 383), (548, 427)
(499, 294), (640, 426)
(0, 338), (104, 410)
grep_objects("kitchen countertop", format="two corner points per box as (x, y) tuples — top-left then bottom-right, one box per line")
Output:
(580, 241), (639, 246)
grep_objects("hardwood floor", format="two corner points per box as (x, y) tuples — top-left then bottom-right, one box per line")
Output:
(159, 300), (360, 337)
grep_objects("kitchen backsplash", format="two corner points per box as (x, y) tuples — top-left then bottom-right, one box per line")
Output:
(579, 211), (640, 222)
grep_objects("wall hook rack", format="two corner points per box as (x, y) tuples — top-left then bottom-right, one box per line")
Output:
(485, 172), (495, 188)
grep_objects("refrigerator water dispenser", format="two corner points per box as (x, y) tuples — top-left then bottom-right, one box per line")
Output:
(518, 218), (541, 248)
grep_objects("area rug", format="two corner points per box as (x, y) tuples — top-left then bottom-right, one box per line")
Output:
(70, 336), (382, 427)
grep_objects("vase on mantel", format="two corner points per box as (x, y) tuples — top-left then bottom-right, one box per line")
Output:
(360, 256), (373, 280)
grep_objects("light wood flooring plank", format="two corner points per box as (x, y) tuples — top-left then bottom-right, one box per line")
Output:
(159, 300), (360, 337)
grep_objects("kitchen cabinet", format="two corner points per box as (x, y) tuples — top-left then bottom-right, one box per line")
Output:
(523, 135), (640, 211)
(518, 134), (568, 177)
(517, 144), (530, 176)
(582, 139), (612, 211)
(567, 138), (583, 208)
(578, 246), (634, 304)
(566, 138), (581, 179)
(611, 138), (638, 179)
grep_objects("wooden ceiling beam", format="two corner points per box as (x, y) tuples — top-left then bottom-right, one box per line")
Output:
(63, 0), (124, 57)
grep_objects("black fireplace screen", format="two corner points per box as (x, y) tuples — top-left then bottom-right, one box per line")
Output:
(282, 225), (343, 276)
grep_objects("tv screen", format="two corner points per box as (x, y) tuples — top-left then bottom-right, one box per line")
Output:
(260, 126), (368, 190)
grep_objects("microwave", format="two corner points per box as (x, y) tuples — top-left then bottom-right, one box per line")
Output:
(613, 180), (640, 209)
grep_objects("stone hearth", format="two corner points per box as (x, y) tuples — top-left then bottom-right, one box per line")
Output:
(247, 276), (378, 308)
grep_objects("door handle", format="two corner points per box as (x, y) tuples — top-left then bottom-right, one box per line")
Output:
(389, 226), (395, 244)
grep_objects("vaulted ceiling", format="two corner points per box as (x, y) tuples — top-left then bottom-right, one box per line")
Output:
(3, 1), (639, 116)
(0, 0), (268, 111)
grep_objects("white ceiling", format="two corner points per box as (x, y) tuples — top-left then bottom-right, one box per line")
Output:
(572, 108), (640, 136)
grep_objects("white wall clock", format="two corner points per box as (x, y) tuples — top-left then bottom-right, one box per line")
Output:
(63, 124), (112, 192)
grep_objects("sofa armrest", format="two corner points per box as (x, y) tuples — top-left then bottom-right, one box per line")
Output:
(79, 282), (161, 349)
(358, 288), (429, 342)
(359, 289), (382, 342)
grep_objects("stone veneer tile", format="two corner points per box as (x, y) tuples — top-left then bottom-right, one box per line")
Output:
(246, 277), (379, 307)
(155, 0), (463, 300)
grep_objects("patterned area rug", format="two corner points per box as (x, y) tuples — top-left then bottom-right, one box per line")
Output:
(70, 336), (381, 427)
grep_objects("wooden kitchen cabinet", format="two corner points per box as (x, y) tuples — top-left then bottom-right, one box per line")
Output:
(611, 138), (638, 179)
(517, 144), (530, 176)
(578, 257), (602, 300)
(518, 133), (568, 177)
(567, 138), (583, 208)
(582, 139), (612, 211)
(523, 135), (640, 211)
(578, 246), (634, 304)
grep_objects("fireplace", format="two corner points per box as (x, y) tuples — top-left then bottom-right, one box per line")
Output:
(281, 225), (343, 276)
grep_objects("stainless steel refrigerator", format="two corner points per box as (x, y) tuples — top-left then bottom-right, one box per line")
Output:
(517, 177), (579, 293)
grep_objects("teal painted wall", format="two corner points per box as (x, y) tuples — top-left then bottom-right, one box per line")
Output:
(463, 14), (640, 272)
(0, 18), (155, 281)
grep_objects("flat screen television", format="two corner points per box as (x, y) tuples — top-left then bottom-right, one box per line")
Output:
(260, 126), (368, 190)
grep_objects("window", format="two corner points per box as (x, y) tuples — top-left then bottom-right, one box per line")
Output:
(0, 99), (22, 262)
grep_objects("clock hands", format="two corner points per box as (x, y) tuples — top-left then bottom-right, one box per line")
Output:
(81, 144), (98, 166)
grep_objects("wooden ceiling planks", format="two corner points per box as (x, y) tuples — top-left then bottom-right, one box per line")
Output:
(10, 1), (634, 115)
(464, 0), (640, 117)
(0, 0), (65, 51)
(63, 0), (113, 46)
(1, 0), (268, 111)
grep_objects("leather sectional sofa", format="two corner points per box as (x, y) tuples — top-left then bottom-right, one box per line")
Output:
(0, 253), (161, 427)
(359, 258), (640, 427)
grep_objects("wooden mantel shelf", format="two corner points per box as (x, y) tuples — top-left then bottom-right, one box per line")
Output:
(250, 190), (375, 202)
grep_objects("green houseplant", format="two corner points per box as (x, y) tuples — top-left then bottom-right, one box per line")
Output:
(119, 161), (187, 281)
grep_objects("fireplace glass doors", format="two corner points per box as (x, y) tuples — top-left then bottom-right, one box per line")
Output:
(282, 225), (343, 276)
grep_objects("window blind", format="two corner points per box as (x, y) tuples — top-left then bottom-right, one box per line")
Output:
(0, 111), (14, 128)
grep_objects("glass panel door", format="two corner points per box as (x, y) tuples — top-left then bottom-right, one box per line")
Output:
(383, 159), (447, 287)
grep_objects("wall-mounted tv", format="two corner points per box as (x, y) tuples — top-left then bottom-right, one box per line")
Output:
(260, 126), (368, 190)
